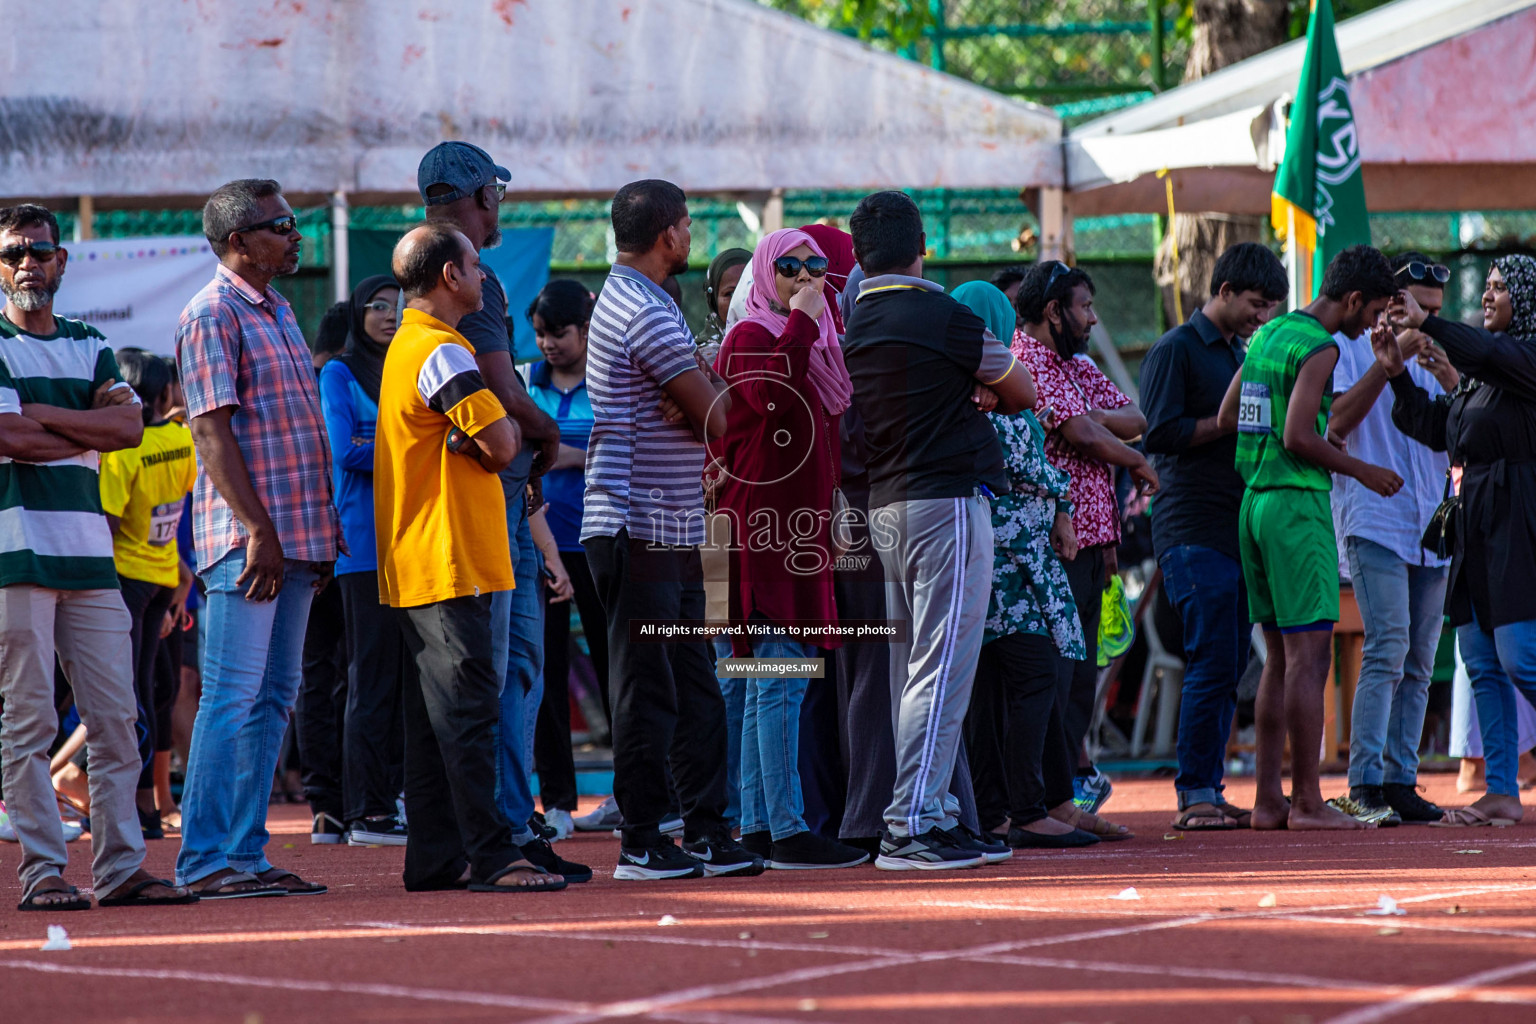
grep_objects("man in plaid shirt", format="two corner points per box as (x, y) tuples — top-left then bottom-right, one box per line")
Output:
(174, 179), (339, 899)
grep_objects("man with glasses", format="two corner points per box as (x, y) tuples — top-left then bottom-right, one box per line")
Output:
(174, 179), (338, 899)
(0, 204), (199, 910)
(418, 143), (586, 883)
(1013, 261), (1158, 815)
(1322, 251), (1456, 826)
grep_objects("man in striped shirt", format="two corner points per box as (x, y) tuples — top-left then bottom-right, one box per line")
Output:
(581, 180), (761, 881)
(174, 180), (339, 899)
(0, 204), (196, 909)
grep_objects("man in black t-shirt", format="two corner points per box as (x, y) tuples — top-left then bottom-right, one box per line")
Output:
(843, 192), (1035, 871)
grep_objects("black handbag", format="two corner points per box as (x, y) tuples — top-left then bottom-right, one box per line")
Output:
(1421, 471), (1459, 559)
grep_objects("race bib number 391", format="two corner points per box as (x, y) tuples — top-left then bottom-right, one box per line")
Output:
(1237, 381), (1273, 435)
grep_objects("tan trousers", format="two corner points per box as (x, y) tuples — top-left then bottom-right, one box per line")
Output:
(0, 585), (143, 900)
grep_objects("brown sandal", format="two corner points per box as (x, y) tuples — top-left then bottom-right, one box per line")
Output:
(255, 867), (327, 895)
(1055, 804), (1134, 841)
(190, 868), (285, 900)
(1172, 803), (1241, 831)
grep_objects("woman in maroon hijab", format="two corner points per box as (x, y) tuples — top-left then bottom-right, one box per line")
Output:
(709, 228), (867, 871)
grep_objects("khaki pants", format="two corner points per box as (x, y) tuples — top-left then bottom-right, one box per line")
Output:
(0, 585), (143, 900)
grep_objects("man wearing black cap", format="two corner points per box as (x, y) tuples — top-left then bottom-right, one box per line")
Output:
(418, 142), (585, 883)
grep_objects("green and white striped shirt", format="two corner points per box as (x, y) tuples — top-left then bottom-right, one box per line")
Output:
(0, 313), (129, 590)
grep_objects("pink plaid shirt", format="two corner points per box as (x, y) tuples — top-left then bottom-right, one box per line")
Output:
(176, 264), (338, 571)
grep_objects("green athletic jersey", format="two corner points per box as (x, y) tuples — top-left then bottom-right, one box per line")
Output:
(1233, 310), (1336, 492)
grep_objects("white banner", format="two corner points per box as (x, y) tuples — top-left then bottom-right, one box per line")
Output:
(53, 236), (218, 356)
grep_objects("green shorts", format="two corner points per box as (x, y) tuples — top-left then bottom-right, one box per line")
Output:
(1238, 487), (1339, 630)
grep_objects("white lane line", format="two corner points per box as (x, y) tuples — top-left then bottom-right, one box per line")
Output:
(1278, 915), (1536, 942)
(0, 959), (586, 1012)
(1321, 959), (1536, 1024)
(515, 915), (1218, 1024)
(970, 954), (1406, 994)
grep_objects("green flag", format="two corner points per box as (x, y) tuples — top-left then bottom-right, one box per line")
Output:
(1271, 0), (1371, 297)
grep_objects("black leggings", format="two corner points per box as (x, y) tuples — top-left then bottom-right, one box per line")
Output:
(536, 549), (608, 812)
(119, 575), (176, 792)
(968, 632), (1077, 829)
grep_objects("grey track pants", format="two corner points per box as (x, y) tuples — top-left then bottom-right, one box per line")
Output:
(873, 495), (993, 837)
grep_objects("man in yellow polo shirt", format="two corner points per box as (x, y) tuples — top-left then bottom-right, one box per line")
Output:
(374, 223), (562, 894)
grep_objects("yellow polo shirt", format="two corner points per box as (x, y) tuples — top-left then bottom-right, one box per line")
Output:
(374, 308), (513, 608)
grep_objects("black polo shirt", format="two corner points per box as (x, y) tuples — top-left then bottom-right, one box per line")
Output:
(1139, 309), (1245, 560)
(843, 275), (1013, 509)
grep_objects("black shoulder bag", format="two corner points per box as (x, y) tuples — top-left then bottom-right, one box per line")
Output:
(1421, 470), (1459, 559)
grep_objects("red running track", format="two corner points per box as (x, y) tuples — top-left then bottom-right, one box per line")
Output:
(2, 775), (1534, 1024)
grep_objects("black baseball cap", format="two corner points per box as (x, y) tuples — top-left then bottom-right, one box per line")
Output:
(417, 141), (510, 206)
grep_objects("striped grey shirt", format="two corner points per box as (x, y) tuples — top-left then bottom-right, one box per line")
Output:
(580, 266), (705, 546)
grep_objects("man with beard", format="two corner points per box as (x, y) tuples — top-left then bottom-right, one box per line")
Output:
(1217, 245), (1403, 831)
(582, 179), (761, 881)
(417, 143), (587, 884)
(1013, 262), (1158, 815)
(0, 204), (198, 910)
(174, 179), (338, 898)
(1140, 242), (1287, 831)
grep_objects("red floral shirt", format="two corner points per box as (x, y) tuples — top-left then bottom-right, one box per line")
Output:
(1011, 329), (1131, 549)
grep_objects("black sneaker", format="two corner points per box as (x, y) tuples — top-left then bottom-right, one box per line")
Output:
(138, 806), (164, 841)
(875, 828), (986, 871)
(944, 823), (1012, 864)
(739, 831), (772, 860)
(614, 837), (705, 881)
(310, 812), (347, 845)
(529, 812), (559, 842)
(841, 835), (883, 858)
(348, 815), (409, 846)
(767, 831), (870, 870)
(519, 836), (592, 883)
(682, 832), (766, 877)
(1383, 782), (1444, 824)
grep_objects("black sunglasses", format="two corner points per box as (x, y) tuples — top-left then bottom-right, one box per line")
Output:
(233, 215), (299, 237)
(1398, 260), (1450, 285)
(773, 255), (828, 278)
(1044, 260), (1073, 291)
(0, 241), (62, 267)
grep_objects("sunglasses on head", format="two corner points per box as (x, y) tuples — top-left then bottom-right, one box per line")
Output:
(773, 255), (828, 278)
(233, 215), (298, 237)
(1398, 260), (1450, 285)
(0, 241), (61, 267)
(1044, 260), (1073, 291)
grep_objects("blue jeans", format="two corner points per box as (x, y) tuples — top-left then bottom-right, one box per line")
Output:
(176, 550), (317, 884)
(1345, 537), (1449, 787)
(491, 504), (543, 844)
(1160, 545), (1249, 808)
(1456, 612), (1536, 798)
(713, 635), (744, 827)
(738, 627), (810, 840)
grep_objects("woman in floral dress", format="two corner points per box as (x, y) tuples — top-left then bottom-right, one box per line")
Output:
(953, 281), (1133, 848)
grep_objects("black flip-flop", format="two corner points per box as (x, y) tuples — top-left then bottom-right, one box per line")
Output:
(256, 867), (327, 896)
(468, 861), (567, 893)
(18, 883), (92, 912)
(98, 877), (200, 907)
(190, 869), (285, 901)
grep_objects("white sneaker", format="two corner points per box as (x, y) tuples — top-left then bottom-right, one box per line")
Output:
(573, 796), (622, 832)
(544, 808), (575, 842)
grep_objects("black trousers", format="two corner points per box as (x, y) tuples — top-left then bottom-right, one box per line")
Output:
(399, 594), (522, 889)
(535, 549), (606, 812)
(154, 621), (183, 752)
(119, 575), (175, 791)
(297, 579), (347, 817)
(1062, 544), (1107, 769)
(584, 530), (728, 845)
(339, 571), (407, 823)
(970, 632), (1076, 828)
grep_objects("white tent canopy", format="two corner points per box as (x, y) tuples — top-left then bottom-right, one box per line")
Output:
(1064, 0), (1536, 217)
(0, 0), (1061, 208)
